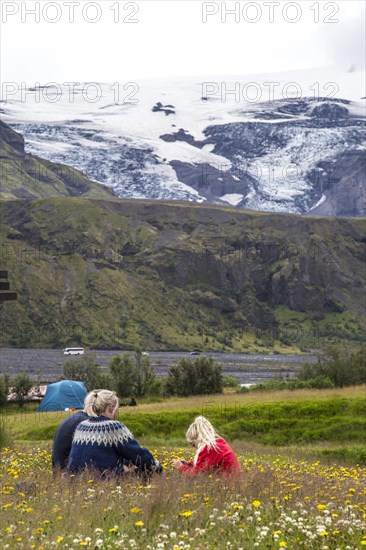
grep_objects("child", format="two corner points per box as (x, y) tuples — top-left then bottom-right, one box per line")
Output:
(172, 416), (240, 476)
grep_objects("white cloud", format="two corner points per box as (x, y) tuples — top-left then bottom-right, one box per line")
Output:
(0, 1), (365, 82)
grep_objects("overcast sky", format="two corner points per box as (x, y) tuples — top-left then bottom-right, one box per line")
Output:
(1, 0), (365, 83)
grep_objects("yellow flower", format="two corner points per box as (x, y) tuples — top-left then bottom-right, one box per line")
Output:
(361, 542), (366, 546)
(252, 500), (261, 507)
(179, 510), (193, 517)
(135, 521), (144, 527)
(108, 527), (118, 533)
(317, 504), (327, 511)
(130, 507), (143, 513)
(233, 504), (243, 509)
(56, 537), (64, 544)
(319, 531), (328, 537)
(279, 543), (287, 548)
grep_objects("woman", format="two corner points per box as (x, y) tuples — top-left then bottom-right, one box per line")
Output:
(52, 389), (95, 471)
(67, 390), (162, 478)
(172, 416), (240, 476)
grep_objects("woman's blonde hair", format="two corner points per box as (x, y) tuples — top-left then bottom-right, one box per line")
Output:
(84, 389), (118, 417)
(186, 416), (219, 454)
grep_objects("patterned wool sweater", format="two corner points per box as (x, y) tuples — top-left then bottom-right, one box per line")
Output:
(67, 416), (162, 476)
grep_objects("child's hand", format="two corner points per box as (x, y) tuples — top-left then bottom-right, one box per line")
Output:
(172, 459), (184, 470)
(123, 464), (138, 474)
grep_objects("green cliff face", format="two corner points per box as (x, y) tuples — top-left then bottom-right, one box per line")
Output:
(1, 198), (365, 351)
(0, 121), (114, 200)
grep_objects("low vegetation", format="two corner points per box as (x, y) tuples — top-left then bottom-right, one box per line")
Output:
(62, 352), (223, 399)
(1, 446), (366, 549)
(1, 387), (366, 549)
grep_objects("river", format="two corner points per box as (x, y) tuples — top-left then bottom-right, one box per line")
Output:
(0, 349), (317, 385)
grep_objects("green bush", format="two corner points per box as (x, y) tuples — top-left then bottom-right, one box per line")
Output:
(298, 345), (366, 387)
(0, 372), (11, 449)
(63, 352), (112, 391)
(241, 376), (335, 393)
(108, 350), (161, 399)
(222, 375), (241, 389)
(320, 445), (366, 465)
(166, 357), (223, 397)
(133, 350), (163, 398)
(12, 372), (33, 408)
(108, 354), (137, 398)
(0, 372), (10, 408)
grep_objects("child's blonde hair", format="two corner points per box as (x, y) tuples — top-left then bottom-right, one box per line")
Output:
(84, 389), (119, 417)
(186, 416), (219, 457)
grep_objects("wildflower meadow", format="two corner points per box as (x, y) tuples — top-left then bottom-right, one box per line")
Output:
(1, 389), (366, 549)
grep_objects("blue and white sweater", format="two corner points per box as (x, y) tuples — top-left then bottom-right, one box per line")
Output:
(67, 416), (162, 477)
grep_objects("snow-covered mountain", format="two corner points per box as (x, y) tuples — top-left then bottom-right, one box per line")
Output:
(1, 67), (365, 215)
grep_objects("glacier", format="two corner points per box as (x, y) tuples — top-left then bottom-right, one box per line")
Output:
(1, 66), (365, 215)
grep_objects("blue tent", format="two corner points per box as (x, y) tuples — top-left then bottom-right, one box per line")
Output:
(36, 380), (87, 412)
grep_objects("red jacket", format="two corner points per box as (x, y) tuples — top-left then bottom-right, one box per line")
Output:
(179, 437), (241, 477)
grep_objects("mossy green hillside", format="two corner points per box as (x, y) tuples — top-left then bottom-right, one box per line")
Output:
(1, 196), (365, 350)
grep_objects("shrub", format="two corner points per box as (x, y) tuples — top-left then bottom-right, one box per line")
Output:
(108, 350), (161, 399)
(0, 372), (10, 408)
(134, 350), (162, 398)
(109, 354), (137, 399)
(241, 376), (335, 393)
(63, 352), (112, 391)
(222, 375), (241, 389)
(166, 356), (223, 397)
(298, 344), (366, 388)
(12, 372), (33, 408)
(0, 372), (11, 448)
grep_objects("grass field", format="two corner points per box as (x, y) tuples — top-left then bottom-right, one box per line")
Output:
(1, 387), (365, 549)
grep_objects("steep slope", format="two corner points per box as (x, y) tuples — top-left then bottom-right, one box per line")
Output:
(0, 121), (114, 200)
(1, 198), (364, 350)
